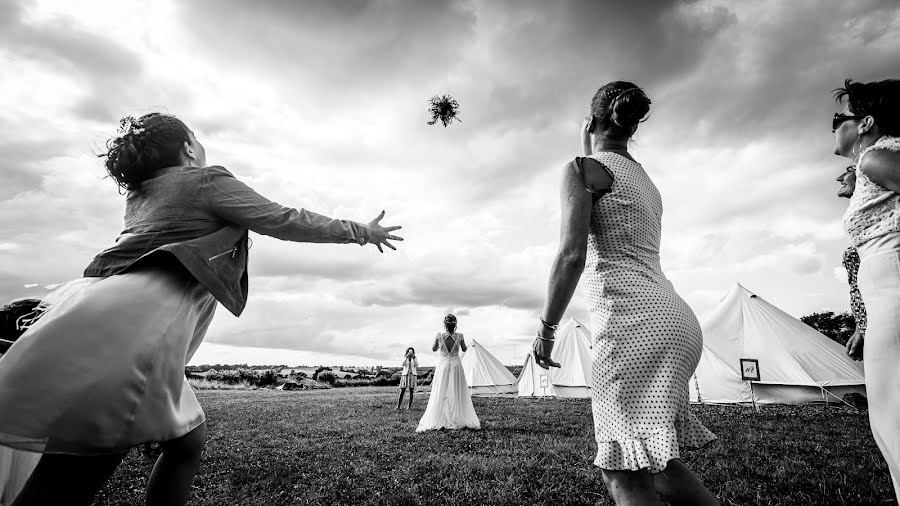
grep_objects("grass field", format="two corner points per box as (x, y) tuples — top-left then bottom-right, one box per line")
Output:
(90, 388), (895, 506)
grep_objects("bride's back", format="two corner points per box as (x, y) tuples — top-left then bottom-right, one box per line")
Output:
(437, 332), (461, 357)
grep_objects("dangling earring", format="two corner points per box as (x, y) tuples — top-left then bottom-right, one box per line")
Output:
(851, 133), (861, 158)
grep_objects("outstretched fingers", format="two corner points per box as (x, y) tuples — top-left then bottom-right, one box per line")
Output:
(366, 211), (404, 253)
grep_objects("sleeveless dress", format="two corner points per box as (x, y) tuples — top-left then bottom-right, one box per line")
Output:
(416, 332), (481, 432)
(582, 152), (716, 473)
(841, 136), (900, 500)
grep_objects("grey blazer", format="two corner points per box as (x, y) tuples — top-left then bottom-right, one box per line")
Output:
(83, 165), (370, 316)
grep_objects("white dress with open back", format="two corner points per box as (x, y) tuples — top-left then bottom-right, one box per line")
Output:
(416, 332), (480, 432)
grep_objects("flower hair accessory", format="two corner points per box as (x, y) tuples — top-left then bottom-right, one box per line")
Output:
(117, 115), (146, 136)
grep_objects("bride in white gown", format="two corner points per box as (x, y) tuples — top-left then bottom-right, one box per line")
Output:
(416, 314), (481, 432)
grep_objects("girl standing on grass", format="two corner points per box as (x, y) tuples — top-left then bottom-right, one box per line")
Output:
(396, 347), (418, 410)
(834, 78), (900, 501)
(0, 112), (403, 506)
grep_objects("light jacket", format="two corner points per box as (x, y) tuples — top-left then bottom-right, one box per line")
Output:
(402, 357), (418, 376)
(83, 165), (370, 316)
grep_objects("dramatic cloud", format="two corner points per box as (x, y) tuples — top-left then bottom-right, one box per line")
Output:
(2, 0), (898, 366)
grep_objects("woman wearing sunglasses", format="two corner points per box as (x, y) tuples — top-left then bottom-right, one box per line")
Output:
(834, 77), (900, 501)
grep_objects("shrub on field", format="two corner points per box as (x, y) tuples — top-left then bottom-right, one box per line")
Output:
(373, 375), (400, 387)
(312, 367), (333, 381)
(334, 378), (367, 388)
(317, 371), (337, 384)
(198, 368), (280, 388)
(844, 393), (868, 411)
(256, 370), (278, 388)
(188, 378), (257, 390)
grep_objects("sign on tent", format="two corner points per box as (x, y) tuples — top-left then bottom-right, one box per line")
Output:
(740, 358), (760, 381)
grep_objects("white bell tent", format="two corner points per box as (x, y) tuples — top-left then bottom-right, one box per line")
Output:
(690, 283), (866, 405)
(517, 353), (559, 397)
(461, 339), (518, 395)
(518, 317), (593, 398)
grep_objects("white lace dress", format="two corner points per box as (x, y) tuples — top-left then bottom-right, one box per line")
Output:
(842, 135), (900, 500)
(416, 332), (481, 432)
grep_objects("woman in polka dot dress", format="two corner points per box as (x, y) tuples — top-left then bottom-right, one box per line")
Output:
(534, 81), (718, 506)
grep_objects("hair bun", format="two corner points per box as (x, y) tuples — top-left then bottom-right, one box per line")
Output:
(611, 89), (651, 127)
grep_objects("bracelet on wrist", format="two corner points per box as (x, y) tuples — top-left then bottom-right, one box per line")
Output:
(540, 317), (559, 331)
(536, 332), (555, 342)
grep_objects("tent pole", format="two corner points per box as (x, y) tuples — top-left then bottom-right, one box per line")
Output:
(692, 374), (703, 405)
(750, 382), (759, 413)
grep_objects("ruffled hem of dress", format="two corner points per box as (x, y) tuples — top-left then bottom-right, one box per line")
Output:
(594, 423), (717, 474)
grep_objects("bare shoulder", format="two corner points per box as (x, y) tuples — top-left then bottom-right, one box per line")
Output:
(578, 157), (614, 192)
(560, 158), (612, 194)
(860, 149), (900, 188)
(861, 148), (900, 173)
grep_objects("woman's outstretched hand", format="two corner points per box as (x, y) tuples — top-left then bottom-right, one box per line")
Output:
(367, 210), (403, 253)
(533, 326), (561, 369)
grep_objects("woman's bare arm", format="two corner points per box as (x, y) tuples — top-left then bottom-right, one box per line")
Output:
(533, 160), (593, 368)
(861, 150), (900, 194)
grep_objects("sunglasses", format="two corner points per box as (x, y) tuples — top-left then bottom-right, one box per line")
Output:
(832, 113), (864, 133)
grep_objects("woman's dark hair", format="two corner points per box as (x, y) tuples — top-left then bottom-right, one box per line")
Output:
(100, 112), (192, 191)
(589, 81), (652, 140)
(833, 79), (900, 137)
(405, 347), (415, 356)
(443, 313), (457, 333)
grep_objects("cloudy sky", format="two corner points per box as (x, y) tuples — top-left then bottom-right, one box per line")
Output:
(2, 0), (899, 367)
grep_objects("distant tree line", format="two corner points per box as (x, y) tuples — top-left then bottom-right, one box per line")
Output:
(800, 311), (855, 345)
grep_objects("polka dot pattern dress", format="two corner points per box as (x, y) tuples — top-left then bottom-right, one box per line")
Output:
(583, 152), (716, 474)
